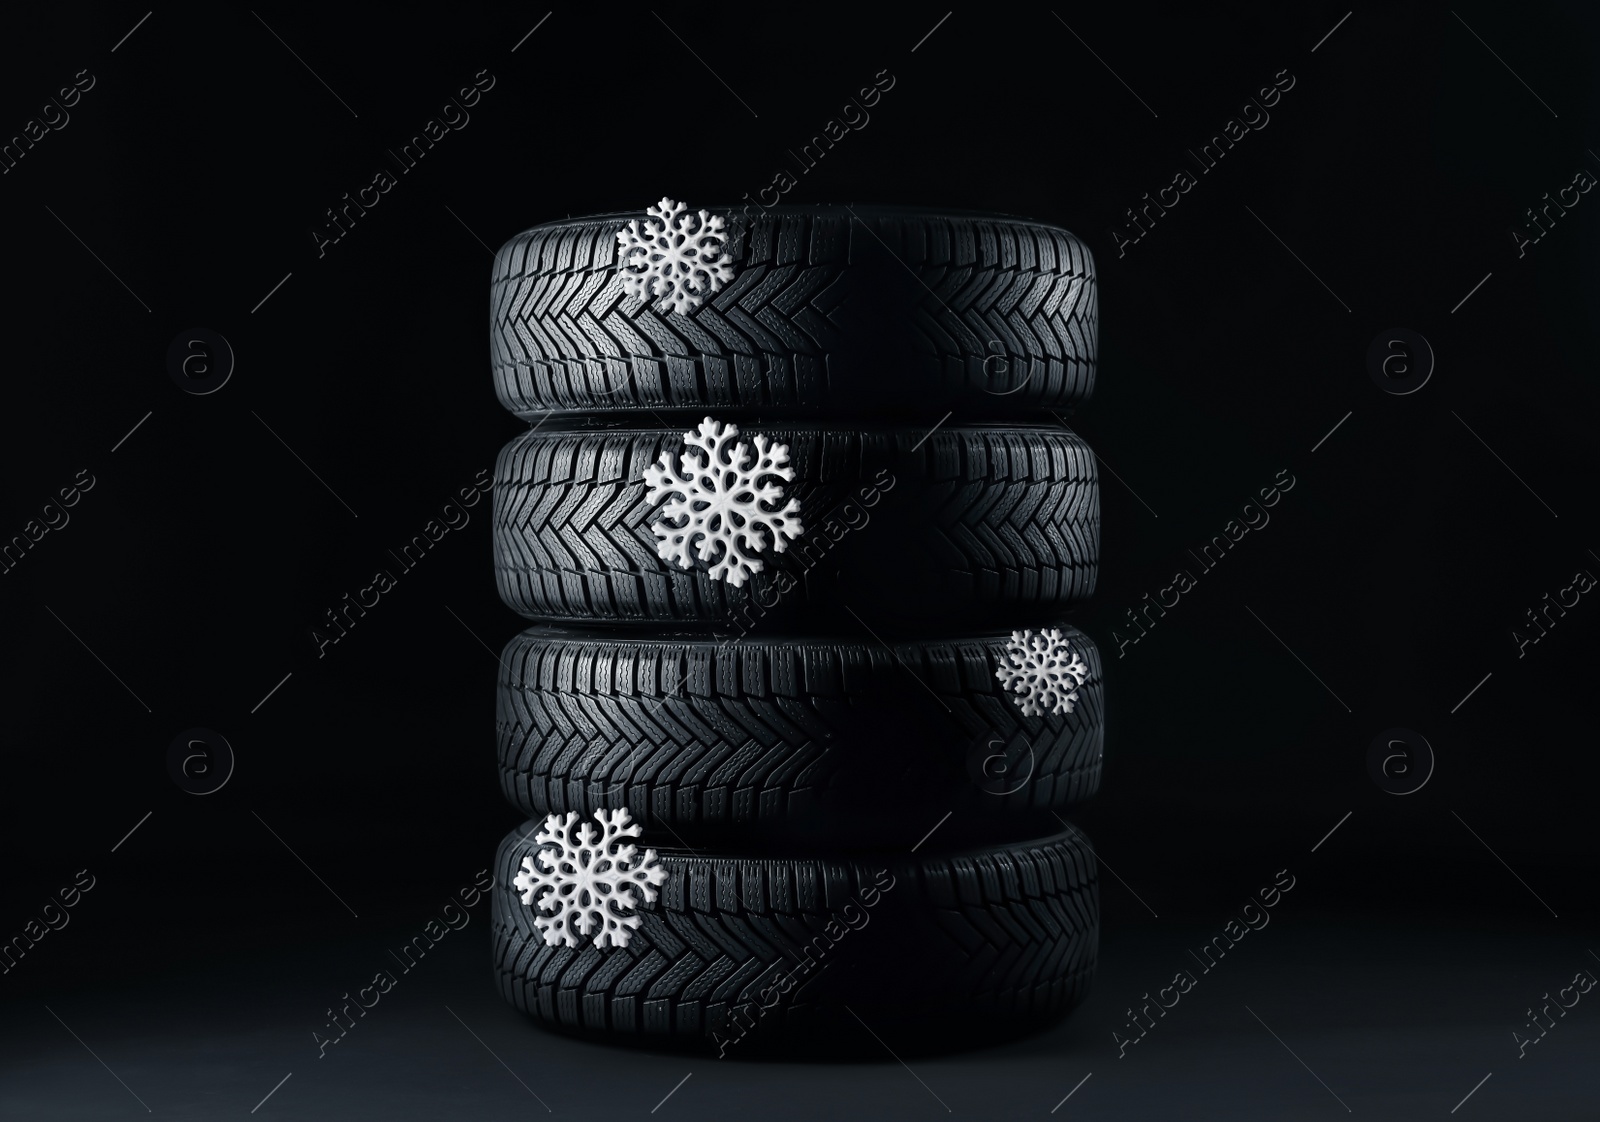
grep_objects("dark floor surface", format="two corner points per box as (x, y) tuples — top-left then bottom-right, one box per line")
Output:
(6, 894), (1594, 1121)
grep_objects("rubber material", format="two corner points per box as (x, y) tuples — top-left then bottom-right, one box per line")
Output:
(490, 205), (1097, 420)
(496, 626), (1104, 847)
(491, 421), (1099, 631)
(491, 821), (1099, 1055)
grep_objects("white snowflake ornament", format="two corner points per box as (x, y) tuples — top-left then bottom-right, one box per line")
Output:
(513, 808), (667, 950)
(644, 417), (804, 587)
(995, 629), (1091, 717)
(616, 197), (735, 314)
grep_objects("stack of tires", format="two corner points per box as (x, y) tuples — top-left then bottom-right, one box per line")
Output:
(486, 201), (1104, 1056)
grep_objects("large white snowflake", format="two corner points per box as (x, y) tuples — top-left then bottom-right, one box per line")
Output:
(513, 809), (667, 950)
(643, 417), (803, 587)
(995, 629), (1090, 717)
(616, 197), (735, 314)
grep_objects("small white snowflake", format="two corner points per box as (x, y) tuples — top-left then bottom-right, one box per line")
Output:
(643, 417), (803, 587)
(513, 808), (666, 950)
(616, 197), (735, 314)
(995, 629), (1090, 717)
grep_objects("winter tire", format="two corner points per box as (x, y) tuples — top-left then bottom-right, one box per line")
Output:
(491, 820), (1099, 1055)
(492, 420), (1099, 631)
(495, 625), (1104, 846)
(490, 205), (1097, 420)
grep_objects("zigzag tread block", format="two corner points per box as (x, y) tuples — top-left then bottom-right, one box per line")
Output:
(491, 420), (1100, 630)
(489, 205), (1098, 418)
(496, 626), (1105, 844)
(491, 821), (1099, 1054)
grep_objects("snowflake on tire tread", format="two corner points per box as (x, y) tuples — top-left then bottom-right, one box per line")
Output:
(616, 197), (735, 314)
(643, 417), (803, 587)
(513, 808), (666, 950)
(995, 629), (1090, 717)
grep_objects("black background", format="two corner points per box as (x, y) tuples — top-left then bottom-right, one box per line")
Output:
(3, 3), (1596, 1119)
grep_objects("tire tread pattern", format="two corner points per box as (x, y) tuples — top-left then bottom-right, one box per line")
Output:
(492, 424), (1100, 626)
(496, 628), (1105, 839)
(491, 824), (1099, 1048)
(490, 209), (1098, 417)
